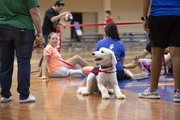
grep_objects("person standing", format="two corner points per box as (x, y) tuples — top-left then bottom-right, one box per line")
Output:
(104, 10), (114, 25)
(139, 0), (180, 102)
(0, 0), (42, 103)
(42, 0), (67, 44)
(38, 0), (67, 68)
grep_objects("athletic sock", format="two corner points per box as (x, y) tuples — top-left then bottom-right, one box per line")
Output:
(69, 69), (84, 76)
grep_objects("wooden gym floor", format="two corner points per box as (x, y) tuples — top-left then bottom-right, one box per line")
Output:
(0, 43), (180, 120)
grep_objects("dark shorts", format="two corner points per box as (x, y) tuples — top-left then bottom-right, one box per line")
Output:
(116, 70), (125, 80)
(149, 16), (180, 48)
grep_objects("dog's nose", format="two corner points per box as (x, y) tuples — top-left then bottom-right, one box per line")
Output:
(92, 53), (95, 56)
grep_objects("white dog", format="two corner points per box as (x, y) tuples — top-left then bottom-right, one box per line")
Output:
(77, 47), (126, 99)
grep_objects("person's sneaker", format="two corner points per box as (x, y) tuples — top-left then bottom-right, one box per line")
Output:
(19, 94), (35, 103)
(1, 96), (13, 103)
(174, 89), (180, 102)
(139, 87), (160, 99)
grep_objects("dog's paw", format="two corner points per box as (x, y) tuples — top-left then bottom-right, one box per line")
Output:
(77, 87), (87, 94)
(116, 94), (126, 99)
(102, 94), (111, 99)
(82, 91), (91, 96)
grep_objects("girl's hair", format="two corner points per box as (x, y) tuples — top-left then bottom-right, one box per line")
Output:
(105, 22), (120, 41)
(48, 32), (57, 40)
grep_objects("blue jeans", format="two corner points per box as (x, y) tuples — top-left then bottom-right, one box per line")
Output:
(0, 25), (35, 100)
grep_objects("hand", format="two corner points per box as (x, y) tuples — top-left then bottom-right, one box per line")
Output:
(62, 23), (66, 29)
(41, 75), (49, 79)
(35, 33), (44, 48)
(134, 56), (139, 61)
(60, 12), (68, 17)
(35, 32), (43, 44)
(143, 20), (149, 32)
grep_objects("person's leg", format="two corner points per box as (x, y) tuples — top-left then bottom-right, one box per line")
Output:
(0, 85), (1, 94)
(170, 47), (180, 102)
(139, 16), (169, 98)
(68, 69), (84, 76)
(68, 66), (93, 76)
(0, 40), (14, 98)
(0, 61), (1, 95)
(82, 66), (94, 75)
(14, 29), (35, 100)
(124, 69), (133, 78)
(0, 26), (14, 100)
(150, 47), (164, 91)
(169, 47), (180, 90)
(169, 16), (180, 101)
(138, 47), (164, 98)
(66, 55), (91, 68)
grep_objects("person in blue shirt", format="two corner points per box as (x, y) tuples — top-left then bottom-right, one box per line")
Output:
(95, 22), (133, 80)
(139, 0), (180, 102)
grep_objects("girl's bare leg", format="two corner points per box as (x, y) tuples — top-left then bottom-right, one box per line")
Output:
(124, 69), (134, 78)
(66, 55), (91, 68)
(82, 66), (94, 75)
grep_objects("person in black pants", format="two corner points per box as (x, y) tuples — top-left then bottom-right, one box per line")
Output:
(139, 0), (180, 102)
(0, 0), (42, 103)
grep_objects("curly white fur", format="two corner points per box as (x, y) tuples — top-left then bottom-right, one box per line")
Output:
(77, 47), (126, 99)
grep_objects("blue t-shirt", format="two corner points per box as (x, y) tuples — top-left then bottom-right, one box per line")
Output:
(95, 38), (125, 71)
(150, 0), (180, 16)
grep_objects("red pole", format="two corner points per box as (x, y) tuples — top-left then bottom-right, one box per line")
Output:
(56, 25), (61, 53)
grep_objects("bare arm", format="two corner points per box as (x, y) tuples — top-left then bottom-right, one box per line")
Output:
(143, 0), (150, 17)
(29, 7), (42, 39)
(142, 0), (151, 31)
(51, 12), (67, 22)
(137, 49), (149, 58)
(41, 56), (50, 79)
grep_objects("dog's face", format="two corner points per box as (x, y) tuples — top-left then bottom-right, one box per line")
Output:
(92, 47), (117, 66)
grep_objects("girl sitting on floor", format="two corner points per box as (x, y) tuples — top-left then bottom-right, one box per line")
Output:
(95, 22), (134, 80)
(37, 32), (93, 79)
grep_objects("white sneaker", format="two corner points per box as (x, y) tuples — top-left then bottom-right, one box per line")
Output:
(19, 94), (35, 103)
(1, 96), (13, 103)
(132, 72), (149, 80)
(174, 89), (180, 102)
(139, 87), (160, 99)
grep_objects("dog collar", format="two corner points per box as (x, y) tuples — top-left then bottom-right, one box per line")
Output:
(100, 66), (115, 73)
(101, 65), (113, 69)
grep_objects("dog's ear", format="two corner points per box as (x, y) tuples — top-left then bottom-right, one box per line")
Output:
(110, 50), (117, 66)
